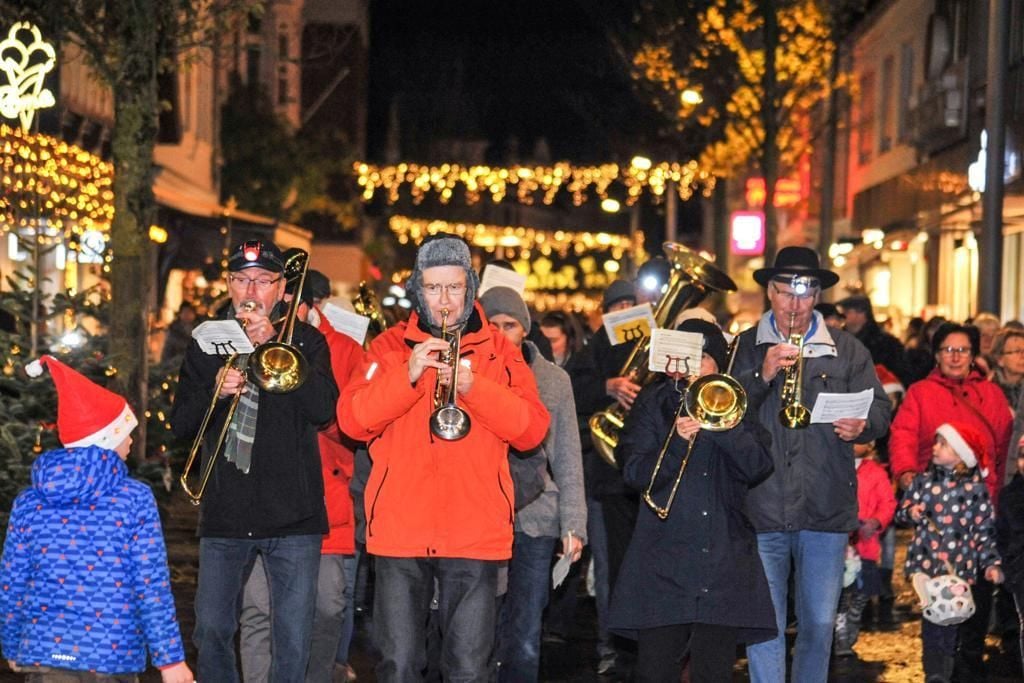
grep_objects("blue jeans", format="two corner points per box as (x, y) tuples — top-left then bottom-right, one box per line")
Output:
(335, 553), (358, 665)
(195, 535), (322, 683)
(373, 556), (498, 683)
(495, 533), (558, 682)
(745, 530), (847, 683)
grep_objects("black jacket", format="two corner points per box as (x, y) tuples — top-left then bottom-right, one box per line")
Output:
(998, 472), (1024, 591)
(171, 320), (338, 538)
(607, 377), (777, 643)
(855, 321), (910, 386)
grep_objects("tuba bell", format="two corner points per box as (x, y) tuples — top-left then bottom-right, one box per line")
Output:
(589, 242), (737, 468)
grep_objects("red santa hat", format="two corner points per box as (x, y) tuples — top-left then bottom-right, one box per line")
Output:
(875, 364), (904, 396)
(25, 354), (137, 450)
(936, 422), (989, 477)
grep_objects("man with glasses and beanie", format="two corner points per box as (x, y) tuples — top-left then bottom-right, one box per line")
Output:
(732, 246), (891, 682)
(338, 233), (550, 682)
(171, 240), (339, 683)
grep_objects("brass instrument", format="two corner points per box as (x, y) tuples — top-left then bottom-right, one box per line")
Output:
(429, 308), (471, 440)
(779, 310), (811, 429)
(179, 301), (257, 505)
(643, 337), (747, 519)
(353, 280), (388, 346)
(248, 249), (309, 393)
(589, 242), (737, 468)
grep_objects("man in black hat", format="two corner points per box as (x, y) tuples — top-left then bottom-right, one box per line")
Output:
(171, 240), (339, 683)
(731, 246), (892, 682)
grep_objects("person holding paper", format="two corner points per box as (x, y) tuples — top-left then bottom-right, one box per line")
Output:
(338, 234), (550, 682)
(480, 286), (587, 683)
(170, 240), (339, 683)
(889, 321), (1012, 681)
(732, 246), (891, 683)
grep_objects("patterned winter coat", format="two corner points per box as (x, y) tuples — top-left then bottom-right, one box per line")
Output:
(0, 447), (185, 674)
(895, 465), (1001, 583)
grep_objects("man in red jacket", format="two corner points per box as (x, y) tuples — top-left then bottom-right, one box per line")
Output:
(339, 234), (550, 682)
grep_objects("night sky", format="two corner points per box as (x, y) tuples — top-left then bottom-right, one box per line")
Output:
(365, 0), (664, 165)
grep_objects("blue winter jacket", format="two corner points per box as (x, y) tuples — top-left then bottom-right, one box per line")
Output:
(0, 446), (185, 673)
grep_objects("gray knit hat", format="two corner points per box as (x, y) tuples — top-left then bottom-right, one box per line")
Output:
(408, 233), (480, 326)
(480, 286), (531, 332)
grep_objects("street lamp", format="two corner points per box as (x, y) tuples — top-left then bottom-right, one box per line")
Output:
(681, 89), (703, 106)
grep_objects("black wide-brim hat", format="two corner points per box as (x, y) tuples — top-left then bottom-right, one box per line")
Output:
(752, 246), (839, 289)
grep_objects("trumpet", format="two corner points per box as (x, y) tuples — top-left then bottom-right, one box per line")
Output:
(180, 301), (257, 505)
(429, 308), (471, 440)
(643, 337), (746, 519)
(779, 310), (811, 429)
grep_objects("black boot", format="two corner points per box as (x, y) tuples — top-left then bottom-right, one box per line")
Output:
(924, 650), (954, 683)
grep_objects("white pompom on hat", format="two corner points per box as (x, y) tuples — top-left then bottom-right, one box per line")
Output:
(25, 354), (137, 450)
(936, 422), (989, 477)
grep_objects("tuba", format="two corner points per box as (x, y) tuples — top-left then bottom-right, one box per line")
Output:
(429, 308), (471, 440)
(779, 310), (811, 429)
(589, 242), (737, 468)
(642, 337), (746, 519)
(352, 280), (388, 346)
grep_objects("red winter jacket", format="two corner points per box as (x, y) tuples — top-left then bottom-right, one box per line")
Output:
(338, 304), (550, 560)
(889, 369), (1012, 501)
(853, 458), (896, 562)
(316, 309), (364, 555)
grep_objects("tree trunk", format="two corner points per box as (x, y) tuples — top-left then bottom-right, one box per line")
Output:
(761, 0), (780, 264)
(108, 1), (160, 462)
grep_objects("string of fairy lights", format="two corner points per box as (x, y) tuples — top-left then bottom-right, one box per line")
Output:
(355, 158), (716, 206)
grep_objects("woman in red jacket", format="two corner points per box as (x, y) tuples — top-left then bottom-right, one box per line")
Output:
(888, 321), (1012, 679)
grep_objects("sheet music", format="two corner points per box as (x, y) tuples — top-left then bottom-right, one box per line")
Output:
(602, 303), (656, 346)
(479, 264), (527, 296)
(320, 302), (371, 346)
(648, 329), (704, 375)
(809, 388), (874, 423)
(191, 320), (255, 356)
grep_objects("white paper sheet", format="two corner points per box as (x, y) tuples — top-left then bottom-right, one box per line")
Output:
(809, 388), (875, 423)
(191, 320), (255, 356)
(479, 264), (527, 296)
(648, 329), (704, 375)
(601, 303), (656, 346)
(320, 302), (371, 346)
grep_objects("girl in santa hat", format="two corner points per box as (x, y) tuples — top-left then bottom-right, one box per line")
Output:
(895, 421), (1004, 683)
(0, 355), (192, 683)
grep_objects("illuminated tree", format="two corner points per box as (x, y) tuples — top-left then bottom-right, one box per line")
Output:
(0, 1), (259, 459)
(626, 0), (859, 257)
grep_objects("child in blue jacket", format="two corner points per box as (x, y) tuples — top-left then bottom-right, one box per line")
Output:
(0, 355), (192, 683)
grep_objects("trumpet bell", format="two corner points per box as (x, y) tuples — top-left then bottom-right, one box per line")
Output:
(430, 405), (471, 441)
(685, 375), (747, 431)
(249, 342), (308, 393)
(780, 403), (811, 430)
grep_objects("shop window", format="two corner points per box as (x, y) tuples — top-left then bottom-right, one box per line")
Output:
(879, 55), (895, 153)
(858, 71), (876, 164)
(897, 43), (914, 142)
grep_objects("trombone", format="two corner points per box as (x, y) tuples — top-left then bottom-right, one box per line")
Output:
(180, 300), (257, 505)
(429, 308), (471, 440)
(642, 337), (747, 520)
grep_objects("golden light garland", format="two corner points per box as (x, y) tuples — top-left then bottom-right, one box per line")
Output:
(389, 215), (644, 261)
(0, 124), (114, 243)
(357, 160), (716, 206)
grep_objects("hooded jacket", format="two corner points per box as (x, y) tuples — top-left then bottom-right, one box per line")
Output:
(889, 368), (1011, 501)
(0, 447), (185, 673)
(338, 303), (550, 560)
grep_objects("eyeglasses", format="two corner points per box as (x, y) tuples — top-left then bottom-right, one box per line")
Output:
(770, 282), (818, 303)
(938, 346), (972, 357)
(1002, 349), (1024, 356)
(422, 282), (467, 297)
(228, 275), (282, 290)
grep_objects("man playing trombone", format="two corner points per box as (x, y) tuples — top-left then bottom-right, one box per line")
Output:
(731, 247), (891, 682)
(170, 240), (339, 683)
(608, 318), (776, 682)
(338, 233), (550, 682)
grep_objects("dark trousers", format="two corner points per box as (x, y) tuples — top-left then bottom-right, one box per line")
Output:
(373, 556), (499, 683)
(635, 623), (739, 683)
(957, 576), (994, 679)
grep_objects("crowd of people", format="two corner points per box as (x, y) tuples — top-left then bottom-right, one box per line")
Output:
(1, 235), (1024, 683)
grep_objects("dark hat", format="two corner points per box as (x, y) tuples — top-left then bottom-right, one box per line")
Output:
(480, 286), (531, 332)
(676, 318), (728, 372)
(602, 279), (637, 312)
(293, 270), (331, 306)
(836, 295), (872, 314)
(814, 302), (844, 320)
(227, 239), (285, 273)
(752, 246), (838, 289)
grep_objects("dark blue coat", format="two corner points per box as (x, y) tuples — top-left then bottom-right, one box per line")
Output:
(608, 377), (777, 643)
